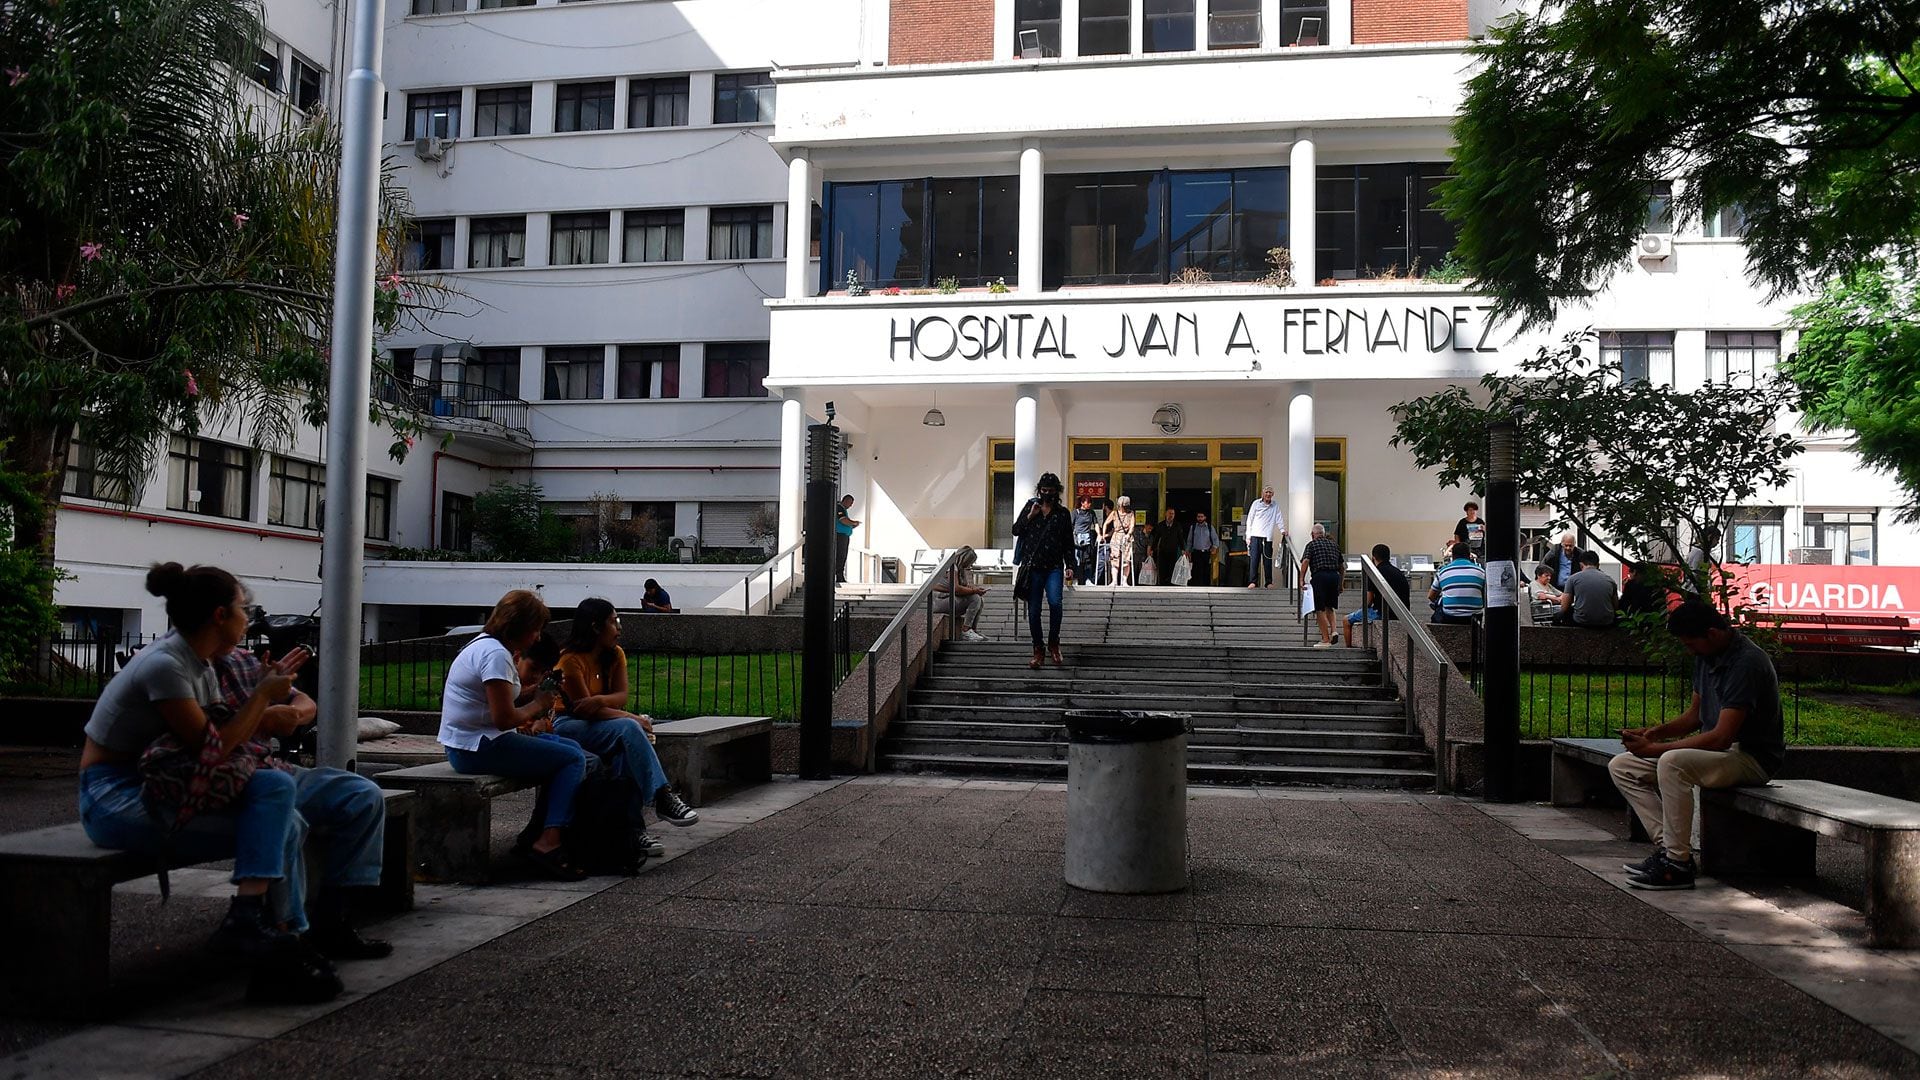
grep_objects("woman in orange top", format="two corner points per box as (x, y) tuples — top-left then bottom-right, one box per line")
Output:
(554, 599), (698, 846)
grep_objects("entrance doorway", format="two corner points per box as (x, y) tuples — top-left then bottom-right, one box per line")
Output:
(1068, 438), (1264, 585)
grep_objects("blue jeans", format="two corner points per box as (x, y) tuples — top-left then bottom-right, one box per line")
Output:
(1248, 537), (1273, 586)
(446, 732), (586, 829)
(1346, 608), (1381, 627)
(1026, 567), (1064, 648)
(80, 763), (311, 931)
(266, 765), (387, 926)
(552, 715), (669, 823)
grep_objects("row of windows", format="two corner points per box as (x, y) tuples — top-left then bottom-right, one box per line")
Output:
(404, 72), (771, 140)
(1599, 330), (1780, 386)
(63, 437), (394, 539)
(406, 206), (775, 270)
(245, 41), (324, 112)
(396, 343), (771, 400)
(1724, 508), (1878, 566)
(1015, 0), (1329, 57)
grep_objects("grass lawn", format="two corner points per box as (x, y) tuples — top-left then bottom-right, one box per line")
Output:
(1516, 670), (1920, 748)
(359, 652), (823, 721)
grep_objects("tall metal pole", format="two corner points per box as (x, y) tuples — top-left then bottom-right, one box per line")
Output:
(800, 420), (839, 779)
(316, 0), (384, 771)
(1482, 417), (1522, 801)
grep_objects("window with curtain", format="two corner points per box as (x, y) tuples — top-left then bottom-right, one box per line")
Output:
(617, 344), (681, 399)
(1014, 0), (1063, 55)
(623, 209), (684, 262)
(629, 76), (690, 128)
(543, 346), (605, 400)
(550, 212), (611, 265)
(1144, 0), (1196, 51)
(167, 437), (253, 520)
(412, 0), (463, 12)
(468, 216), (526, 268)
(469, 348), (522, 396)
(1706, 330), (1779, 384)
(1727, 507), (1784, 564)
(1079, 0), (1129, 54)
(63, 437), (131, 502)
(703, 343), (769, 398)
(709, 206), (775, 260)
(405, 218), (455, 271)
(1315, 163), (1456, 278)
(1601, 331), (1676, 386)
(713, 72), (775, 123)
(405, 91), (460, 139)
(1209, 0), (1261, 48)
(1804, 511), (1875, 565)
(1047, 172), (1163, 285)
(555, 81), (615, 132)
(474, 85), (531, 136)
(269, 457), (324, 529)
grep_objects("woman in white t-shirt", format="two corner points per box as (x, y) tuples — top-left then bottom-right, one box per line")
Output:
(439, 590), (590, 881)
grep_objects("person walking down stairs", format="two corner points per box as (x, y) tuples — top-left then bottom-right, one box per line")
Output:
(1012, 473), (1075, 669)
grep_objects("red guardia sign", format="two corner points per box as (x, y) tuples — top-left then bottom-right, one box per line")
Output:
(1721, 564), (1920, 624)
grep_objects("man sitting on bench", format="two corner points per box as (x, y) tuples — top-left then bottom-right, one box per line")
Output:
(1607, 600), (1786, 890)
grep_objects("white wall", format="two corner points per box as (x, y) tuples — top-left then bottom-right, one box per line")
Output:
(362, 559), (756, 614)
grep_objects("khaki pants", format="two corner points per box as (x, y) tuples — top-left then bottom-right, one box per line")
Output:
(1607, 747), (1768, 861)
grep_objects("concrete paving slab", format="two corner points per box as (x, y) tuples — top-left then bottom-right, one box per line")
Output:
(2, 1026), (255, 1079)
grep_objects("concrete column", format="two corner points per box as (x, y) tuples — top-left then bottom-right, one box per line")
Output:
(778, 395), (805, 550)
(1014, 384), (1039, 503)
(1019, 142), (1044, 295)
(1288, 382), (1314, 549)
(1289, 131), (1316, 286)
(785, 150), (812, 298)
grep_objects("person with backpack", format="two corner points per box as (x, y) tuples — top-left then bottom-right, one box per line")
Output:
(78, 563), (338, 1002)
(554, 599), (699, 858)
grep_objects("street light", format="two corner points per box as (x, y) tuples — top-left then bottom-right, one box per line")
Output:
(1483, 416), (1521, 802)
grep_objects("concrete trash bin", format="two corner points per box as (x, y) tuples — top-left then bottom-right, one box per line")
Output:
(1062, 710), (1191, 894)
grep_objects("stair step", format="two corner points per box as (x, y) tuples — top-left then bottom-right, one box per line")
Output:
(885, 721), (1418, 748)
(877, 754), (1435, 789)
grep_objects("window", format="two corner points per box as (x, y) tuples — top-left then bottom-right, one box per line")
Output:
(1704, 203), (1748, 238)
(1015, 0), (1062, 56)
(477, 0), (534, 7)
(543, 346), (605, 400)
(1280, 0), (1328, 45)
(167, 437), (253, 520)
(1601, 331), (1675, 386)
(1727, 507), (1784, 564)
(709, 205), (775, 260)
(441, 492), (475, 552)
(928, 176), (1019, 287)
(467, 347), (522, 396)
(405, 91), (460, 140)
(550, 212), (611, 265)
(1144, 0), (1196, 52)
(1316, 163), (1456, 279)
(1079, 0), (1128, 55)
(269, 457), (324, 530)
(555, 81), (615, 132)
(1804, 511), (1876, 565)
(1167, 169), (1288, 280)
(249, 47), (281, 91)
(617, 344), (681, 399)
(62, 437), (130, 502)
(703, 343), (769, 398)
(1047, 172), (1163, 285)
(1706, 330), (1779, 384)
(623, 209), (685, 262)
(713, 72), (775, 124)
(1209, 0), (1261, 48)
(366, 477), (395, 541)
(404, 218), (455, 271)
(291, 57), (323, 111)
(412, 0), (463, 12)
(628, 76), (690, 128)
(827, 181), (927, 289)
(1644, 180), (1674, 235)
(469, 216), (526, 268)
(474, 85), (531, 136)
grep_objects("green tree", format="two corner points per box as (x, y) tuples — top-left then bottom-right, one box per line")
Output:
(0, 448), (64, 679)
(0, 0), (442, 611)
(1443, 0), (1920, 329)
(1389, 332), (1803, 585)
(473, 482), (574, 562)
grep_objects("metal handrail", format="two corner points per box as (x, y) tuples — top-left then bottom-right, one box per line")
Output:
(1357, 554), (1455, 794)
(864, 548), (965, 771)
(741, 542), (801, 615)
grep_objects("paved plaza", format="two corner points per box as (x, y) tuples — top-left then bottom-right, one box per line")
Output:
(5, 765), (1920, 1078)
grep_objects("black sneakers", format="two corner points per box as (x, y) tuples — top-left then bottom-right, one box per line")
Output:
(1627, 852), (1697, 891)
(655, 787), (699, 826)
(1621, 848), (1664, 876)
(247, 942), (345, 1004)
(635, 831), (666, 857)
(207, 895), (298, 958)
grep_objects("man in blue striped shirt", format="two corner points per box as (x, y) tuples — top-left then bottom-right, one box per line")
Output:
(1428, 543), (1485, 625)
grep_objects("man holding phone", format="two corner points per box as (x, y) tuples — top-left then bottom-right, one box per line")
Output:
(1606, 601), (1785, 890)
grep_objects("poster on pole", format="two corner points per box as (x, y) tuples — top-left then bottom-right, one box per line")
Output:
(1486, 560), (1518, 608)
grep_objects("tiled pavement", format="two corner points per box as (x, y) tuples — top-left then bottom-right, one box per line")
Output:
(9, 776), (1920, 1078)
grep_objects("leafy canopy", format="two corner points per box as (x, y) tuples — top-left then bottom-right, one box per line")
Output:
(1444, 0), (1920, 329)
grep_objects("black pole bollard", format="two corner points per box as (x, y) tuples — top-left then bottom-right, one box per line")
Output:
(1482, 417), (1522, 802)
(799, 417), (840, 781)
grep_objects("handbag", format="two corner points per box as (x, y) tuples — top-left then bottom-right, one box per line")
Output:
(139, 703), (276, 898)
(1013, 562), (1032, 604)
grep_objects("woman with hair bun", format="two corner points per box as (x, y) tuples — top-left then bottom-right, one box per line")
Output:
(79, 563), (338, 1002)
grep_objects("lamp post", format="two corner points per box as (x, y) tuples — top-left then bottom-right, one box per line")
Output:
(315, 0), (384, 771)
(1483, 417), (1522, 801)
(799, 408), (840, 780)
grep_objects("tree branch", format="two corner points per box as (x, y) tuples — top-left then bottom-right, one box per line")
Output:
(20, 279), (330, 331)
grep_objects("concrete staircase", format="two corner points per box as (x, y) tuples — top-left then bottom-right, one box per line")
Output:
(810, 584), (1434, 789)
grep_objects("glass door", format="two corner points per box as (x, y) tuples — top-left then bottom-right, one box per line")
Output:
(1216, 470), (1257, 586)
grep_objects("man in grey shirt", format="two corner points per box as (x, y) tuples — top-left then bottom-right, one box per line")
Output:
(1556, 551), (1618, 628)
(1607, 601), (1784, 890)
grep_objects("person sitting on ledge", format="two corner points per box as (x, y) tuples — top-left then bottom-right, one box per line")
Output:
(1555, 551), (1619, 628)
(1428, 543), (1485, 625)
(1607, 601), (1785, 891)
(641, 579), (675, 613)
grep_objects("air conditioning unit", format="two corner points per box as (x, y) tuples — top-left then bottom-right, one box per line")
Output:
(669, 534), (700, 563)
(1636, 233), (1673, 262)
(413, 136), (453, 162)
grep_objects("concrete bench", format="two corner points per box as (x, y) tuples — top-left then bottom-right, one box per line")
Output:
(0, 788), (415, 1019)
(653, 716), (773, 807)
(1548, 737), (1648, 841)
(1700, 780), (1920, 948)
(377, 762), (536, 883)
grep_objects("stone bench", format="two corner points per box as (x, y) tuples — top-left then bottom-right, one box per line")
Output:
(0, 788), (416, 1019)
(653, 716), (773, 807)
(1549, 737), (1647, 841)
(376, 762), (536, 884)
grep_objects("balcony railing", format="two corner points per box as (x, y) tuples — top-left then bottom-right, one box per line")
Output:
(374, 373), (530, 439)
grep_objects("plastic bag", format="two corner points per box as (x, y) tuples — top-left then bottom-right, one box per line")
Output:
(1171, 554), (1192, 586)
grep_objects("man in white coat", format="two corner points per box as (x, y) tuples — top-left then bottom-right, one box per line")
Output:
(1245, 486), (1286, 589)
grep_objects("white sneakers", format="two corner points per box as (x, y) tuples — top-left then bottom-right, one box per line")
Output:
(962, 629), (989, 642)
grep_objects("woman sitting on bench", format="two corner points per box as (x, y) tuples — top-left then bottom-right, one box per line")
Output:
(78, 563), (336, 1001)
(439, 590), (590, 881)
(554, 599), (699, 855)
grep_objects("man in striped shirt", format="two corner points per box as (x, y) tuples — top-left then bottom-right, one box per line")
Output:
(1428, 542), (1485, 625)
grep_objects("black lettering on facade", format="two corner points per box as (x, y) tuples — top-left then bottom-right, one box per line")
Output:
(1450, 306), (1472, 353)
(1371, 309), (1400, 351)
(889, 318), (914, 361)
(1425, 307), (1451, 351)
(1226, 313), (1257, 353)
(1476, 306), (1499, 353)
(914, 317), (959, 362)
(1035, 317), (1068, 358)
(1174, 312), (1198, 355)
